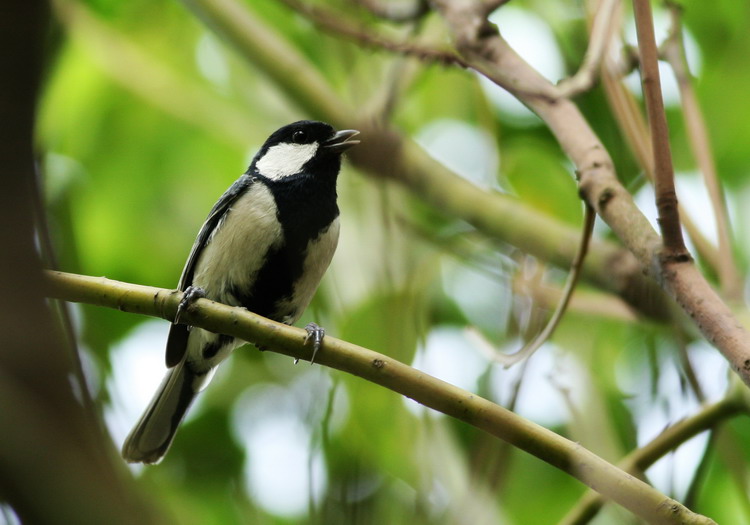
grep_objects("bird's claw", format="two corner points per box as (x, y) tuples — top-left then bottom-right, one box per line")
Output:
(174, 286), (206, 326)
(304, 322), (325, 365)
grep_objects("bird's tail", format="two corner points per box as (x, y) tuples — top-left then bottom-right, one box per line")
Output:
(121, 360), (204, 464)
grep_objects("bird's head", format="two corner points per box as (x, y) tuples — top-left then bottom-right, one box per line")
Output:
(252, 120), (360, 181)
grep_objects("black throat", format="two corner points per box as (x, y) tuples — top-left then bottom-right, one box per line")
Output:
(231, 169), (340, 323)
(263, 170), (339, 247)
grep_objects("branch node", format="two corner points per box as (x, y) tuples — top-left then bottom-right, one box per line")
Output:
(597, 187), (616, 210)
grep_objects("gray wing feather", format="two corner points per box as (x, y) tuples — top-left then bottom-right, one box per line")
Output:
(166, 175), (255, 367)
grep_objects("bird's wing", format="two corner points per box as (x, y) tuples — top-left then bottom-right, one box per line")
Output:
(165, 174), (255, 367)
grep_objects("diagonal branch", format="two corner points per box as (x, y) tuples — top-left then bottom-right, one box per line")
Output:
(44, 270), (714, 525)
(559, 384), (749, 525)
(480, 205), (596, 367)
(278, 0), (468, 67)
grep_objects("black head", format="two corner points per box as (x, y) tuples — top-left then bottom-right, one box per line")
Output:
(250, 120), (359, 181)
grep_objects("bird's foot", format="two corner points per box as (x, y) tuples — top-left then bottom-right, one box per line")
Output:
(304, 322), (325, 365)
(174, 286), (206, 325)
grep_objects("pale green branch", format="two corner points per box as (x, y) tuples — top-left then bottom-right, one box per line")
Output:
(559, 384), (749, 525)
(45, 270), (712, 524)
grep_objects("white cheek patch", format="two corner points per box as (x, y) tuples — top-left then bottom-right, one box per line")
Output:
(256, 142), (319, 180)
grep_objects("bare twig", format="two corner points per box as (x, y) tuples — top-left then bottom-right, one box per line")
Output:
(632, 0), (688, 258)
(661, 4), (742, 300)
(45, 270), (715, 525)
(482, 205), (596, 367)
(278, 0), (468, 67)
(555, 0), (620, 98)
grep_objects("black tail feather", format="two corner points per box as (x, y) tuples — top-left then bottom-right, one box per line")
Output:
(121, 361), (200, 464)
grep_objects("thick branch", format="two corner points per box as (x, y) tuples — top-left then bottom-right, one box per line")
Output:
(44, 270), (712, 525)
(0, 3), (164, 522)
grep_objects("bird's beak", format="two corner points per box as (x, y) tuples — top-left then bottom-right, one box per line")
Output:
(324, 129), (360, 152)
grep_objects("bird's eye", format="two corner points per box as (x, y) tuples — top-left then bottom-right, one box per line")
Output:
(292, 130), (306, 143)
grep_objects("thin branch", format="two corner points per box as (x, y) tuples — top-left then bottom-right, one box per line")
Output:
(600, 54), (722, 273)
(661, 3), (742, 300)
(555, 0), (620, 98)
(632, 0), (688, 257)
(45, 270), (714, 525)
(278, 0), (469, 67)
(482, 205), (596, 367)
(558, 386), (748, 525)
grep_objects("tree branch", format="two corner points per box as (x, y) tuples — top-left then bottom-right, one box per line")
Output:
(599, 45), (722, 274)
(44, 270), (714, 525)
(430, 0), (750, 389)
(633, 0), (688, 258)
(660, 3), (742, 300)
(480, 205), (596, 367)
(559, 384), (749, 525)
(0, 3), (165, 521)
(554, 0), (620, 98)
(277, 0), (469, 67)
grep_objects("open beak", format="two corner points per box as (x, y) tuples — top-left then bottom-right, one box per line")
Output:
(324, 129), (360, 152)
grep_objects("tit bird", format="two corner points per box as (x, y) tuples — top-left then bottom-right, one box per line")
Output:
(122, 120), (360, 464)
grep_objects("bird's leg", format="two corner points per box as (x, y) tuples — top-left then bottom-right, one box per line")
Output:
(174, 286), (206, 326)
(304, 322), (325, 365)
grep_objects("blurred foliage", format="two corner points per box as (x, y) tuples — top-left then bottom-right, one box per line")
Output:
(28, 0), (750, 524)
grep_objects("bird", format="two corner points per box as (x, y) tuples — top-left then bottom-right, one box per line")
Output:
(122, 120), (360, 464)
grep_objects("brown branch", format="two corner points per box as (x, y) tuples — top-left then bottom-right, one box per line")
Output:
(277, 0), (469, 67)
(632, 0), (688, 257)
(600, 47), (722, 274)
(661, 3), (742, 300)
(429, 0), (750, 389)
